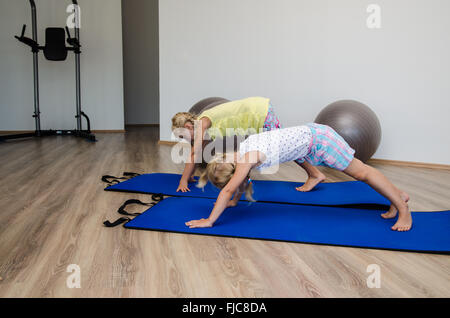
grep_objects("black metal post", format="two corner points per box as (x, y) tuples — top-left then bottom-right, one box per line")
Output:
(72, 0), (82, 132)
(30, 0), (41, 135)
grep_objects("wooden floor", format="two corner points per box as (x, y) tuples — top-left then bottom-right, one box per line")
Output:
(0, 126), (449, 298)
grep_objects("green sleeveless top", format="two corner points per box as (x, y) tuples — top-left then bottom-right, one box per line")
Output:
(199, 97), (270, 139)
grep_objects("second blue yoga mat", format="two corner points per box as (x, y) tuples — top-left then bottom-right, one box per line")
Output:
(105, 173), (390, 207)
(124, 197), (450, 253)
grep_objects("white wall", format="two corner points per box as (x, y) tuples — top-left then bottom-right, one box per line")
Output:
(159, 0), (450, 165)
(122, 0), (159, 125)
(0, 0), (124, 131)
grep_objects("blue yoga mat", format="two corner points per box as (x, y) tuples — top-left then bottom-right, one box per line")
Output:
(124, 197), (450, 253)
(105, 173), (390, 207)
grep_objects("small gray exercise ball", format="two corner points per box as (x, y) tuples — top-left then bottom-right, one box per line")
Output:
(315, 100), (382, 163)
(189, 97), (230, 116)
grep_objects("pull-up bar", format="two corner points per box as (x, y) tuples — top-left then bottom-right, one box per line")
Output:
(1, 0), (96, 142)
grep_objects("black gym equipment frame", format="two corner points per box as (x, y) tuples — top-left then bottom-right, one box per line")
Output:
(0, 0), (96, 142)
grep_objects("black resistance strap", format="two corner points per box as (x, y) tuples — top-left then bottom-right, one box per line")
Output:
(101, 172), (141, 185)
(102, 172), (162, 227)
(103, 197), (164, 228)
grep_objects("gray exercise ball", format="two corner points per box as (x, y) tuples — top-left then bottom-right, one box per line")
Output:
(315, 100), (382, 163)
(189, 97), (230, 115)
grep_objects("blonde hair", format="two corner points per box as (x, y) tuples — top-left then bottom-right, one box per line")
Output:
(171, 112), (197, 130)
(197, 153), (254, 202)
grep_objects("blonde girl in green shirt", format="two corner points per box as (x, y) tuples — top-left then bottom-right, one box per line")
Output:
(172, 97), (287, 192)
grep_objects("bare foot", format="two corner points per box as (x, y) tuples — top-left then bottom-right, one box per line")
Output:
(296, 173), (326, 192)
(381, 191), (410, 219)
(390, 191), (412, 232)
(391, 208), (413, 232)
(381, 204), (398, 219)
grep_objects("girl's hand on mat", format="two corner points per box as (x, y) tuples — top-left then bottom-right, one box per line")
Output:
(177, 181), (190, 192)
(185, 218), (213, 229)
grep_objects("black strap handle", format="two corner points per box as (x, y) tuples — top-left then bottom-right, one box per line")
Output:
(101, 172), (141, 185)
(151, 193), (165, 202)
(123, 172), (141, 178)
(118, 199), (153, 216)
(103, 217), (130, 228)
(101, 175), (125, 185)
(103, 199), (154, 228)
(102, 175), (161, 229)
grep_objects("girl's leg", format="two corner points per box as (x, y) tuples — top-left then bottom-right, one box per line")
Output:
(343, 158), (412, 231)
(295, 161), (326, 192)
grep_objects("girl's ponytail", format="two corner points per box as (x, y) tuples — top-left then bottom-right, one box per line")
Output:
(197, 169), (209, 189)
(244, 181), (255, 202)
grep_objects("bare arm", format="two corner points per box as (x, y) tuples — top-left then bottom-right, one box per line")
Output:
(177, 118), (211, 192)
(228, 182), (246, 207)
(185, 152), (260, 228)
